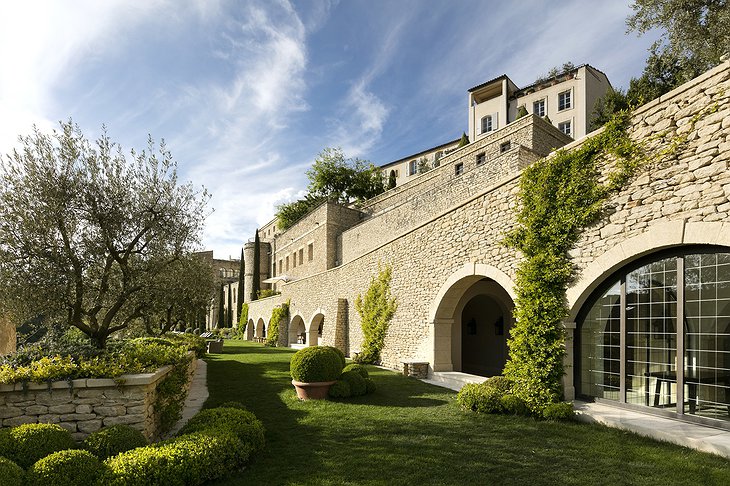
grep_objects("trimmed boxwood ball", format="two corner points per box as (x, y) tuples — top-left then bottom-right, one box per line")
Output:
(177, 407), (265, 453)
(7, 423), (76, 468)
(290, 346), (344, 383)
(500, 394), (530, 416)
(102, 430), (249, 486)
(328, 379), (351, 398)
(483, 375), (512, 394)
(217, 401), (248, 410)
(342, 363), (369, 379)
(339, 370), (367, 396)
(0, 428), (13, 459)
(456, 383), (505, 414)
(83, 424), (148, 460)
(28, 449), (104, 486)
(542, 401), (575, 420)
(0, 457), (25, 485)
(324, 346), (346, 369)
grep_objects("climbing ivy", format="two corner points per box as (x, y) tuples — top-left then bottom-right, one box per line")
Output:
(265, 300), (289, 347)
(503, 111), (643, 412)
(354, 264), (397, 364)
(503, 96), (722, 413)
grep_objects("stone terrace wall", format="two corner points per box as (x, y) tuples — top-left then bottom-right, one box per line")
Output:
(248, 60), (730, 379)
(0, 357), (197, 441)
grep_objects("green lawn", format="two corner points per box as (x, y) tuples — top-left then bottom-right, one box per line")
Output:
(206, 341), (729, 485)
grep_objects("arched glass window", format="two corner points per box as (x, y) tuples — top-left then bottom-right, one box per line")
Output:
(578, 248), (730, 424)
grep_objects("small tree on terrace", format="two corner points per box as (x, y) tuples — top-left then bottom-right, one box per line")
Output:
(0, 121), (209, 348)
(139, 255), (216, 336)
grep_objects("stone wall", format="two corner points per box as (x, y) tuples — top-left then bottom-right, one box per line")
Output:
(245, 61), (730, 393)
(0, 357), (197, 441)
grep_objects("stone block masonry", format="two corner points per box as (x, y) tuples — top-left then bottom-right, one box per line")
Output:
(0, 356), (197, 441)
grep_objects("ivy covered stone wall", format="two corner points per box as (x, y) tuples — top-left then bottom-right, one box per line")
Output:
(246, 60), (730, 395)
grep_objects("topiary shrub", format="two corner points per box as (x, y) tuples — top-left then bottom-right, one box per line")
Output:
(177, 407), (265, 453)
(325, 346), (346, 369)
(365, 378), (376, 394)
(27, 449), (105, 486)
(0, 457), (24, 485)
(483, 375), (512, 394)
(130, 337), (174, 347)
(542, 401), (574, 421)
(339, 370), (367, 396)
(456, 383), (505, 414)
(500, 394), (530, 416)
(290, 346), (344, 383)
(102, 430), (249, 486)
(217, 401), (248, 410)
(0, 428), (13, 459)
(6, 423), (76, 468)
(342, 363), (368, 379)
(328, 380), (351, 398)
(82, 425), (148, 460)
(354, 265), (397, 364)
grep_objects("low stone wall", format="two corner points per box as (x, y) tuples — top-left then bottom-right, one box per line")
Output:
(0, 356), (197, 441)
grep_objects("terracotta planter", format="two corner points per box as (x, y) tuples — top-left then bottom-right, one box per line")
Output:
(292, 379), (336, 400)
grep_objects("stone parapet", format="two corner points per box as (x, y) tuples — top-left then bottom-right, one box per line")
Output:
(0, 355), (196, 441)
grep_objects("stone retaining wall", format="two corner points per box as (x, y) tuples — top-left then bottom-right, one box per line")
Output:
(0, 356), (196, 441)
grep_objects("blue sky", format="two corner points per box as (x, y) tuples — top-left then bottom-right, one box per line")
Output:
(0, 0), (659, 259)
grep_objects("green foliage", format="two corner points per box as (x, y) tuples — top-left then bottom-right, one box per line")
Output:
(276, 148), (385, 231)
(515, 105), (528, 119)
(456, 383), (505, 414)
(290, 346), (344, 383)
(154, 354), (193, 435)
(83, 425), (148, 460)
(339, 370), (367, 396)
(387, 170), (397, 189)
(177, 407), (265, 453)
(4, 423), (76, 469)
(457, 132), (469, 147)
(265, 301), (289, 347)
(499, 394), (530, 416)
(252, 229), (261, 301)
(354, 265), (397, 364)
(342, 363), (369, 379)
(236, 248), (245, 318)
(27, 449), (105, 486)
(257, 289), (281, 299)
(542, 401), (575, 420)
(165, 333), (207, 359)
(217, 284), (225, 328)
(534, 62), (576, 84)
(0, 120), (209, 348)
(328, 380), (351, 398)
(326, 346), (346, 370)
(217, 401), (248, 410)
(365, 377), (376, 394)
(239, 303), (249, 330)
(503, 111), (643, 413)
(0, 456), (24, 485)
(102, 430), (250, 486)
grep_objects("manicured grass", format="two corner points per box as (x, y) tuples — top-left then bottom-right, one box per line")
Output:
(206, 342), (729, 485)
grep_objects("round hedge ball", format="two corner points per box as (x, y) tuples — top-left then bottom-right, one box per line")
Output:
(28, 449), (104, 486)
(8, 423), (76, 469)
(339, 370), (367, 396)
(342, 363), (369, 379)
(290, 346), (344, 383)
(0, 457), (25, 485)
(328, 380), (351, 398)
(83, 424), (148, 460)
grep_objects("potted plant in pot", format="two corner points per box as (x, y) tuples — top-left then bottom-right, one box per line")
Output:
(290, 346), (345, 400)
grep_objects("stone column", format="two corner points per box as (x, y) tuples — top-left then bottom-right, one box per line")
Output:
(334, 299), (348, 355)
(431, 318), (454, 372)
(562, 321), (576, 401)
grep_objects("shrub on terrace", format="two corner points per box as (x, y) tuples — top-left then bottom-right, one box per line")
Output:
(290, 346), (344, 383)
(0, 457), (24, 485)
(2, 423), (76, 469)
(83, 425), (148, 460)
(27, 449), (105, 486)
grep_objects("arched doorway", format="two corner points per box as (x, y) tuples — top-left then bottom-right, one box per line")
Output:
(461, 294), (509, 376)
(577, 246), (730, 425)
(246, 319), (254, 340)
(430, 264), (515, 376)
(289, 315), (306, 346)
(255, 318), (266, 340)
(308, 314), (324, 346)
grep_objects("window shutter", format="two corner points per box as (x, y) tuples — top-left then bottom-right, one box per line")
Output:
(493, 112), (499, 130)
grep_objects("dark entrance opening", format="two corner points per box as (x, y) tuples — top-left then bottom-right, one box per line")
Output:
(461, 294), (508, 377)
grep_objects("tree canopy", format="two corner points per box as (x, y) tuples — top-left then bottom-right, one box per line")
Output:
(276, 148), (384, 231)
(593, 0), (729, 124)
(0, 121), (210, 347)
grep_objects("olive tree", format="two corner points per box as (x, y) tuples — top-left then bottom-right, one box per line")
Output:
(0, 121), (209, 347)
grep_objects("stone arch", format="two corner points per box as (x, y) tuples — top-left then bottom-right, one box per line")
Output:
(255, 317), (266, 339)
(246, 318), (254, 340)
(289, 313), (307, 346)
(567, 220), (730, 321)
(429, 263), (516, 374)
(308, 312), (325, 347)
